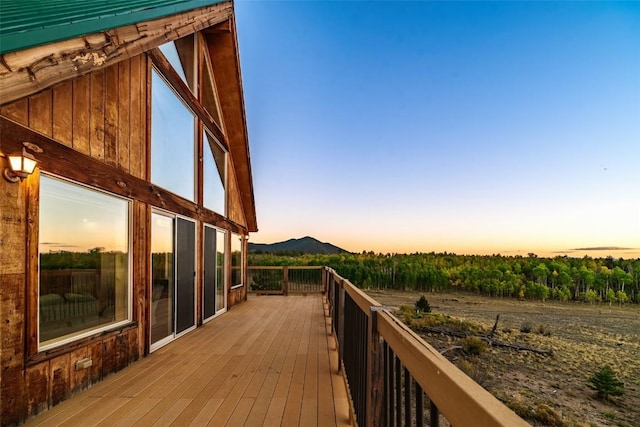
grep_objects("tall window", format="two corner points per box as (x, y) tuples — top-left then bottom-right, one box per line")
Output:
(39, 175), (130, 349)
(231, 233), (243, 289)
(203, 129), (226, 214)
(151, 69), (196, 201)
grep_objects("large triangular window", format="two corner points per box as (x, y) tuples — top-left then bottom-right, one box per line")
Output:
(158, 34), (197, 93)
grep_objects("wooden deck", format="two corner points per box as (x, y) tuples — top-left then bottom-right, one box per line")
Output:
(24, 295), (352, 426)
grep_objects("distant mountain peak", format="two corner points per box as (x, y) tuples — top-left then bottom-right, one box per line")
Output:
(248, 236), (348, 254)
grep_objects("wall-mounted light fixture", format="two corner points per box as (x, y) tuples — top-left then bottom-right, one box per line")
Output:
(3, 148), (37, 183)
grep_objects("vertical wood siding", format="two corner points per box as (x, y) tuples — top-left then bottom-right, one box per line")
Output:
(0, 55), (148, 426)
(1, 57), (146, 178)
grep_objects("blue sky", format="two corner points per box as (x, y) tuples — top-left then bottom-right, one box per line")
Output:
(235, 1), (640, 257)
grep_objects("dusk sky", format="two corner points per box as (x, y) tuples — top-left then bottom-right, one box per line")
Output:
(234, 1), (640, 257)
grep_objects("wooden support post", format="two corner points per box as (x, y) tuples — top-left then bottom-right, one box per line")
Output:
(283, 266), (289, 296)
(337, 279), (345, 373)
(367, 307), (384, 427)
(322, 267), (327, 295)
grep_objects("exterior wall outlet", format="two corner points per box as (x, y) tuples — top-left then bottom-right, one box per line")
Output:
(75, 358), (93, 370)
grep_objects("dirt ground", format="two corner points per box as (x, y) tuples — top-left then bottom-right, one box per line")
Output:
(365, 289), (640, 427)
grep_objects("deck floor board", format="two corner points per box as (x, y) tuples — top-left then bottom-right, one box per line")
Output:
(24, 295), (351, 427)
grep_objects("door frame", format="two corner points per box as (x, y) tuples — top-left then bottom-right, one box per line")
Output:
(202, 223), (227, 323)
(149, 208), (197, 352)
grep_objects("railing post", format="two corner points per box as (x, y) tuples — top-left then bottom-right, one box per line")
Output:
(368, 307), (384, 427)
(283, 266), (289, 295)
(337, 279), (345, 372)
(322, 267), (327, 294)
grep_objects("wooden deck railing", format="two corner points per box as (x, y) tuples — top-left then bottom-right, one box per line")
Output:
(247, 266), (325, 295)
(324, 267), (528, 427)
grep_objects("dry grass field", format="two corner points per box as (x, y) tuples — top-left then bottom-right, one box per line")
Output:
(365, 290), (640, 427)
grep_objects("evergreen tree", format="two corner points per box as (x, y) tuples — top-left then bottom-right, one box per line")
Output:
(588, 366), (624, 401)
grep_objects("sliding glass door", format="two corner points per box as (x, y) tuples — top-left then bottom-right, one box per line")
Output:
(150, 212), (196, 351)
(203, 225), (226, 321)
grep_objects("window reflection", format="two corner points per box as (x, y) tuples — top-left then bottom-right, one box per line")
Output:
(216, 229), (226, 312)
(151, 213), (174, 345)
(203, 129), (226, 214)
(231, 233), (243, 288)
(39, 175), (130, 347)
(151, 69), (196, 201)
(158, 35), (196, 92)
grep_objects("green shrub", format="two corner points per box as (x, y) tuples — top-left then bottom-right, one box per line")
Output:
(588, 366), (624, 401)
(250, 272), (283, 291)
(461, 336), (487, 356)
(415, 295), (432, 313)
(520, 322), (533, 333)
(533, 404), (563, 426)
(535, 324), (552, 337)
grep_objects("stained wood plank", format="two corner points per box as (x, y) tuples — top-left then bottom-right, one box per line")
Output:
(89, 69), (105, 160)
(28, 90), (53, 137)
(118, 60), (130, 172)
(22, 296), (352, 427)
(129, 55), (143, 180)
(104, 64), (118, 166)
(72, 75), (90, 155)
(52, 81), (73, 146)
(1, 98), (28, 125)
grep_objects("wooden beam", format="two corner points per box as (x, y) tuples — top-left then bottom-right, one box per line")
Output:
(204, 19), (257, 232)
(202, 21), (232, 34)
(0, 116), (246, 235)
(0, 3), (233, 105)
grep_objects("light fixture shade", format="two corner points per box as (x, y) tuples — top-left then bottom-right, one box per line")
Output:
(8, 154), (24, 172)
(22, 155), (37, 174)
(4, 148), (37, 182)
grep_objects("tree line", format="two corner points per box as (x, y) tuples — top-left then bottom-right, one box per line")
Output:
(249, 251), (640, 304)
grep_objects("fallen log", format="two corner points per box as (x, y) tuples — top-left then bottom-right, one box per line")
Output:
(416, 323), (552, 356)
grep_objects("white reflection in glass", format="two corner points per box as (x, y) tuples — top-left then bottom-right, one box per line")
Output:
(203, 129), (226, 214)
(39, 175), (130, 347)
(151, 213), (174, 345)
(231, 233), (243, 287)
(158, 35), (196, 92)
(216, 229), (226, 312)
(159, 42), (188, 82)
(151, 70), (195, 201)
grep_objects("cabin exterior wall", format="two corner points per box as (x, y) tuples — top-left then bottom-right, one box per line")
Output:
(0, 21), (253, 425)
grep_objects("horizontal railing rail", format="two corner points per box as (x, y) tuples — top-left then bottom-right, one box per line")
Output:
(324, 267), (528, 427)
(247, 266), (325, 295)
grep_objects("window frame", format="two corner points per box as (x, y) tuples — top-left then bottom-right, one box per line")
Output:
(37, 172), (133, 352)
(150, 66), (198, 202)
(202, 127), (227, 215)
(230, 232), (244, 290)
(202, 223), (227, 322)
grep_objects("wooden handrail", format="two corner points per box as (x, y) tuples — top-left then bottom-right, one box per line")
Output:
(342, 278), (381, 313)
(376, 310), (528, 426)
(324, 267), (528, 427)
(247, 266), (324, 270)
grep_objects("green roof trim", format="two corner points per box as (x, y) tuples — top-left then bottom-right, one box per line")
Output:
(0, 0), (228, 55)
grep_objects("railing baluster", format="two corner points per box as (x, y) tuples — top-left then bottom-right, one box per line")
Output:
(430, 399), (440, 427)
(416, 380), (424, 427)
(404, 367), (411, 426)
(395, 356), (401, 427)
(383, 342), (389, 427)
(388, 346), (395, 427)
